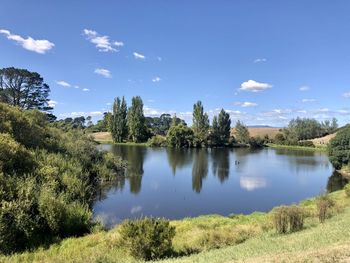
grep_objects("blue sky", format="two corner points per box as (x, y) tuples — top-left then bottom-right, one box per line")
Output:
(1, 0), (350, 126)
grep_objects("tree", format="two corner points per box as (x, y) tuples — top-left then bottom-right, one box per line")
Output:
(0, 67), (51, 112)
(212, 109), (231, 145)
(127, 96), (147, 142)
(192, 101), (209, 141)
(235, 120), (250, 144)
(328, 125), (350, 169)
(111, 97), (128, 142)
(166, 124), (194, 148)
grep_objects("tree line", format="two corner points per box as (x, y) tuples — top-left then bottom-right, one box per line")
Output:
(105, 96), (261, 148)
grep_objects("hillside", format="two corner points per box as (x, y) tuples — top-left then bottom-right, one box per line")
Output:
(2, 190), (349, 263)
(231, 127), (281, 139)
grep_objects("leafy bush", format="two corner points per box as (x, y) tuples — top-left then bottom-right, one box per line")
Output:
(119, 217), (176, 260)
(166, 124), (194, 148)
(148, 135), (167, 147)
(316, 194), (335, 223)
(345, 183), (350, 197)
(0, 103), (124, 254)
(328, 125), (350, 169)
(298, 141), (315, 147)
(273, 206), (304, 234)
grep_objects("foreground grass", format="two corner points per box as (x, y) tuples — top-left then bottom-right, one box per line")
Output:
(2, 190), (349, 263)
(267, 143), (327, 152)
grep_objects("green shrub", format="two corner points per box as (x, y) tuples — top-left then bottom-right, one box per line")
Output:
(147, 135), (167, 147)
(273, 206), (304, 234)
(345, 183), (350, 197)
(298, 141), (315, 147)
(119, 217), (176, 260)
(166, 124), (194, 148)
(316, 194), (335, 223)
(328, 125), (350, 169)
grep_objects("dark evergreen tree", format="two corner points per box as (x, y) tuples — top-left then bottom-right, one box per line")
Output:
(0, 67), (51, 112)
(127, 96), (146, 142)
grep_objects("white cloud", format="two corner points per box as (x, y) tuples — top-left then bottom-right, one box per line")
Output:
(56, 81), (71, 87)
(59, 111), (104, 118)
(343, 92), (350, 98)
(157, 56), (162, 61)
(94, 68), (112, 78)
(235, 101), (258, 107)
(133, 52), (145, 60)
(152, 76), (161, 82)
(299, 85), (310, 91)
(74, 85), (80, 89)
(82, 88), (90, 92)
(0, 29), (54, 54)
(240, 176), (267, 191)
(240, 80), (272, 92)
(253, 58), (267, 63)
(83, 29), (123, 52)
(48, 100), (58, 108)
(302, 98), (316, 103)
(114, 41), (124, 47)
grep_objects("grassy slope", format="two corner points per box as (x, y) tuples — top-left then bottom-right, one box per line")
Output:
(3, 191), (349, 263)
(267, 143), (327, 152)
(231, 127), (281, 139)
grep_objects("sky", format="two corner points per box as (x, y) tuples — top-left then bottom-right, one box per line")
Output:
(1, 0), (350, 126)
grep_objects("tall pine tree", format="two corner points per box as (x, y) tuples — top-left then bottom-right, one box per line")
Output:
(192, 101), (209, 141)
(111, 96), (128, 142)
(127, 96), (146, 142)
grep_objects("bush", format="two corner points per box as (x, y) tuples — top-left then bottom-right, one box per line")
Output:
(328, 125), (350, 169)
(273, 206), (304, 234)
(166, 124), (194, 148)
(298, 141), (315, 147)
(119, 217), (176, 260)
(316, 194), (335, 223)
(147, 135), (167, 147)
(345, 183), (350, 197)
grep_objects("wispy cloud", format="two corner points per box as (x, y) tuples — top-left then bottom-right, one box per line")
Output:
(253, 58), (267, 63)
(343, 91), (350, 98)
(235, 101), (258, 107)
(94, 68), (112, 78)
(48, 100), (58, 108)
(56, 80), (71, 87)
(299, 85), (310, 91)
(240, 80), (272, 92)
(152, 76), (161, 82)
(133, 52), (145, 60)
(302, 98), (316, 103)
(83, 29), (123, 52)
(0, 29), (54, 54)
(82, 88), (90, 92)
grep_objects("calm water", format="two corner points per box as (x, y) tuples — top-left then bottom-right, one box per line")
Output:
(93, 145), (348, 227)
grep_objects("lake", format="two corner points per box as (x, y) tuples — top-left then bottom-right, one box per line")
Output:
(93, 145), (348, 227)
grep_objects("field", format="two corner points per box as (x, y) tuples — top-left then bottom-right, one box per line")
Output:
(310, 133), (336, 146)
(2, 190), (349, 263)
(90, 132), (113, 143)
(231, 127), (281, 139)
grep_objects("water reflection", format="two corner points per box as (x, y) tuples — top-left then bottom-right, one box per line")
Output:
(327, 171), (349, 192)
(110, 145), (147, 194)
(192, 149), (209, 193)
(211, 148), (230, 183)
(94, 145), (343, 225)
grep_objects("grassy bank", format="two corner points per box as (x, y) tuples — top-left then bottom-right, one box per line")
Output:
(267, 143), (327, 152)
(2, 189), (349, 263)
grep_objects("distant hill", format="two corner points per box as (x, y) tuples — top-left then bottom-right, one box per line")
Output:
(247, 125), (280, 128)
(231, 127), (281, 139)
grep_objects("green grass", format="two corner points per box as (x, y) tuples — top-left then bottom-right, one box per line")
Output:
(2, 190), (349, 263)
(267, 143), (327, 152)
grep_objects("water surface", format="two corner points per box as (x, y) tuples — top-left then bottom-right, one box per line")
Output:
(93, 145), (346, 227)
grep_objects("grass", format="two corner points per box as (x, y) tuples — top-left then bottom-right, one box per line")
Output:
(2, 190), (349, 263)
(267, 143), (327, 152)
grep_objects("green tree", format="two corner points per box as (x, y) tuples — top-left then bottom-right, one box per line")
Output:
(127, 96), (146, 142)
(0, 67), (51, 112)
(111, 97), (128, 142)
(211, 109), (231, 145)
(166, 124), (194, 148)
(328, 125), (350, 169)
(192, 101), (209, 142)
(235, 120), (250, 144)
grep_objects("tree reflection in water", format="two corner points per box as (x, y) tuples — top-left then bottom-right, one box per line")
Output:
(192, 148), (209, 193)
